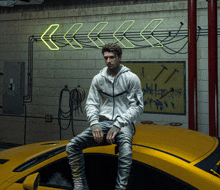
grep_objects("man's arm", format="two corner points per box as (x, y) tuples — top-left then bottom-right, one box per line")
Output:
(113, 74), (144, 129)
(85, 76), (101, 127)
(85, 76), (104, 143)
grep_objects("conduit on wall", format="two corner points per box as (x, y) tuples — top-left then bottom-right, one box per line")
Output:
(208, 0), (219, 137)
(188, 0), (198, 131)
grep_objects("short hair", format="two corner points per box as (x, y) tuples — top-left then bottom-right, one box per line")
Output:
(102, 43), (122, 57)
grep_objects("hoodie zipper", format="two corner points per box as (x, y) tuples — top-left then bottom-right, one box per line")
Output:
(108, 66), (126, 121)
(112, 78), (115, 121)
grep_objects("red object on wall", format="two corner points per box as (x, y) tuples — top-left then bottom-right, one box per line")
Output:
(141, 121), (153, 124)
(170, 122), (182, 126)
(208, 0), (218, 137)
(188, 0), (198, 131)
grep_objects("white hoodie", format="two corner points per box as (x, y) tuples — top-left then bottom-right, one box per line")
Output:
(85, 64), (144, 129)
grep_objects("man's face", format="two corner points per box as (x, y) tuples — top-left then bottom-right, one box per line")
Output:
(103, 52), (121, 70)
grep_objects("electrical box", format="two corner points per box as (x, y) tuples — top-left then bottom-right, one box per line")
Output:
(3, 62), (25, 114)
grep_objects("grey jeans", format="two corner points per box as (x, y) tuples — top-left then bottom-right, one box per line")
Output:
(66, 120), (135, 190)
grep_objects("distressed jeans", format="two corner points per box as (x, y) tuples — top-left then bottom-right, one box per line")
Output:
(66, 120), (135, 190)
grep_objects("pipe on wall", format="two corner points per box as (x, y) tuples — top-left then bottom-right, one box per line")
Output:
(188, 0), (198, 131)
(208, 0), (218, 137)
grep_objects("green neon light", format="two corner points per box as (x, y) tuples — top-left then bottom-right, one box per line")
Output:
(63, 23), (83, 49)
(140, 19), (164, 48)
(41, 24), (60, 50)
(87, 22), (108, 49)
(113, 20), (135, 49)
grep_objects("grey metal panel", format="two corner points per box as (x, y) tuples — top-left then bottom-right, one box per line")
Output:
(3, 62), (25, 114)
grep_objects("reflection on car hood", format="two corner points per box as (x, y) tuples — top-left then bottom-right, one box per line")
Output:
(133, 124), (217, 163)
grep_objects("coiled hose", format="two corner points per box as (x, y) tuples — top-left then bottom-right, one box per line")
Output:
(58, 85), (85, 138)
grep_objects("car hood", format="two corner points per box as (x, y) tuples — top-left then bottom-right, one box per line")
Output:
(0, 140), (68, 185)
(0, 125), (218, 185)
(133, 124), (217, 163)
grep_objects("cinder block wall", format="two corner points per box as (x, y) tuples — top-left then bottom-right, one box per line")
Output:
(0, 0), (219, 144)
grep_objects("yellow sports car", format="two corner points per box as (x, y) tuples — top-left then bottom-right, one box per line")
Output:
(1, 124), (220, 190)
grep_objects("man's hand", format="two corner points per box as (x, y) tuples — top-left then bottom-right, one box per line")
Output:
(91, 124), (103, 144)
(106, 126), (120, 144)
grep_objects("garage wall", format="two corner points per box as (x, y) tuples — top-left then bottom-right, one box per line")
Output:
(0, 0), (219, 144)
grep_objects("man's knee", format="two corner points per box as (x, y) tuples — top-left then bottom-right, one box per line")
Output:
(66, 140), (73, 155)
(66, 137), (79, 155)
(117, 126), (134, 142)
(117, 135), (133, 148)
(118, 141), (132, 155)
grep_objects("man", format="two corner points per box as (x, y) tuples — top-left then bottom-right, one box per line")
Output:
(66, 43), (144, 190)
